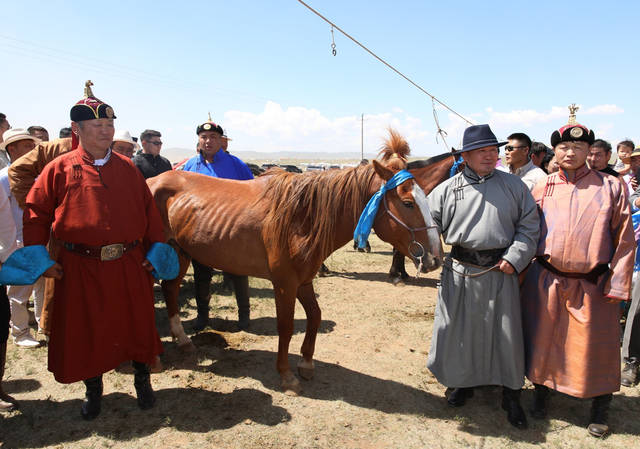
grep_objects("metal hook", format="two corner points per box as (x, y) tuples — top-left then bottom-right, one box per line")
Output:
(330, 26), (337, 56)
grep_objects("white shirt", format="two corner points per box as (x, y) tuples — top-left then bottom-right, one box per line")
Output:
(0, 176), (17, 262)
(509, 160), (547, 191)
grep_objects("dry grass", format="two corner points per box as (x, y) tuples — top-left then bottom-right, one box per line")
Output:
(1, 235), (639, 449)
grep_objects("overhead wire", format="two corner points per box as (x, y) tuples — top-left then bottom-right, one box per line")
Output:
(296, 0), (474, 152)
(296, 0), (473, 125)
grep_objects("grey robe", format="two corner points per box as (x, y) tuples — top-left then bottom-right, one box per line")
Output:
(426, 166), (539, 389)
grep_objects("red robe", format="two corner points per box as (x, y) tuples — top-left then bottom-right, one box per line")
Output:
(23, 147), (164, 383)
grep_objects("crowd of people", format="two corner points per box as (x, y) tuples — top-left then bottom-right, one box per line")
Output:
(0, 85), (639, 440)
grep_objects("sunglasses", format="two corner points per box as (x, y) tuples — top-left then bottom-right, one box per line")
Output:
(504, 145), (527, 152)
(146, 140), (162, 146)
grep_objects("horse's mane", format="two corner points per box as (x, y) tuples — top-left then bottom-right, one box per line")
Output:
(378, 128), (410, 172)
(261, 129), (409, 262)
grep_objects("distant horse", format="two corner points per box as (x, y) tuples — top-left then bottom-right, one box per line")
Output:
(148, 131), (455, 392)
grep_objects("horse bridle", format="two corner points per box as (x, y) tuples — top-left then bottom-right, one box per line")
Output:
(382, 183), (438, 276)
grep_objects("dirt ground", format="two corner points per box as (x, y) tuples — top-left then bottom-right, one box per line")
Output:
(2, 235), (639, 449)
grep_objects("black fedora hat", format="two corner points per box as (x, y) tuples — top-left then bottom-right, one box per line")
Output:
(454, 124), (506, 154)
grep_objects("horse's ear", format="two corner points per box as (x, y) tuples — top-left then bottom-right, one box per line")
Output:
(372, 160), (394, 181)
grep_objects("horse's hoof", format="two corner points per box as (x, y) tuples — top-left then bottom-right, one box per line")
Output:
(391, 277), (405, 286)
(178, 340), (196, 353)
(297, 360), (315, 380)
(281, 374), (302, 395)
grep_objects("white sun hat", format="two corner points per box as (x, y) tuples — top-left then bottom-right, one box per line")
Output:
(0, 128), (40, 150)
(112, 129), (139, 150)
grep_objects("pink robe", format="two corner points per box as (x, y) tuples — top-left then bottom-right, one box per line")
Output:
(522, 166), (635, 398)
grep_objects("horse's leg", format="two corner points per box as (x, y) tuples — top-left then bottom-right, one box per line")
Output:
(273, 283), (301, 393)
(389, 247), (409, 285)
(296, 282), (321, 381)
(160, 249), (195, 352)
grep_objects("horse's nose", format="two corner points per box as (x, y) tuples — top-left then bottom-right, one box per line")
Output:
(420, 253), (442, 273)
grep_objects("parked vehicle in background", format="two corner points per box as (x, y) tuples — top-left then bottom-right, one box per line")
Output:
(306, 164), (325, 172)
(280, 164), (302, 173)
(246, 163), (265, 177)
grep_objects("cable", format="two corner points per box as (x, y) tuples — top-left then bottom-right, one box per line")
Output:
(296, 0), (474, 126)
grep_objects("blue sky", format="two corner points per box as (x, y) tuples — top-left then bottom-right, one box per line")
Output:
(1, 0), (638, 159)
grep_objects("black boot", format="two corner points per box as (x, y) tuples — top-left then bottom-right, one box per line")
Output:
(502, 387), (528, 429)
(446, 387), (474, 407)
(0, 341), (18, 412)
(231, 274), (250, 331)
(132, 361), (155, 410)
(193, 260), (213, 331)
(621, 358), (639, 387)
(588, 394), (612, 438)
(81, 375), (103, 420)
(530, 384), (549, 419)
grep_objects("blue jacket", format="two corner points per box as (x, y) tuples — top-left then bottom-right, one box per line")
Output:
(182, 150), (253, 180)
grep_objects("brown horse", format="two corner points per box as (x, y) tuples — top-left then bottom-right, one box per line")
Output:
(148, 131), (455, 392)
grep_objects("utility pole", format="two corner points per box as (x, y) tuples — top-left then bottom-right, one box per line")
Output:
(361, 113), (364, 161)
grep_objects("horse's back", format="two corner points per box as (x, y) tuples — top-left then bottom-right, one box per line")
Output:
(149, 170), (272, 278)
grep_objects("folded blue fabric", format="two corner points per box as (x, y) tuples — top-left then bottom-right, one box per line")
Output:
(449, 155), (463, 178)
(146, 242), (179, 280)
(0, 245), (55, 286)
(353, 169), (414, 249)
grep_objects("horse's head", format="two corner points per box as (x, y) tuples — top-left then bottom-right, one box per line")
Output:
(360, 130), (443, 274)
(371, 159), (443, 274)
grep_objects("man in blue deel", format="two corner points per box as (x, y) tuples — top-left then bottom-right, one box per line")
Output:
(181, 117), (253, 331)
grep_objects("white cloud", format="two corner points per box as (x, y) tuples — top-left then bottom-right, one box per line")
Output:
(485, 106), (566, 127)
(198, 102), (630, 159)
(223, 101), (433, 155)
(593, 122), (615, 140)
(583, 104), (624, 115)
(483, 104), (624, 129)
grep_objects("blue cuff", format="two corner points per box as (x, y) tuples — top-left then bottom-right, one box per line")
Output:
(0, 245), (55, 286)
(146, 242), (179, 280)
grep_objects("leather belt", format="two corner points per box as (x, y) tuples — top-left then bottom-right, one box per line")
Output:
(450, 246), (507, 267)
(63, 240), (139, 261)
(536, 257), (609, 285)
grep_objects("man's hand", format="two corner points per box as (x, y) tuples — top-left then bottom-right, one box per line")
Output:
(43, 263), (63, 279)
(142, 259), (154, 272)
(631, 176), (638, 191)
(498, 259), (515, 274)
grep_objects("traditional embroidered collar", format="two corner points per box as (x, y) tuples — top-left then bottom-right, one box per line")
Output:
(463, 165), (494, 182)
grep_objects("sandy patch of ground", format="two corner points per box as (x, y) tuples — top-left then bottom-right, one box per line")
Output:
(2, 235), (639, 448)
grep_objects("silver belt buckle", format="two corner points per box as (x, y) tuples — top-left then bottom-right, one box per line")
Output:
(100, 243), (124, 261)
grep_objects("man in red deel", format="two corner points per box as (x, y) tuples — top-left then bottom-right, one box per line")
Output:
(22, 81), (166, 420)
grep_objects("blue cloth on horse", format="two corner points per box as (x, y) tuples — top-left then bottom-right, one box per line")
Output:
(181, 150), (253, 180)
(0, 245), (54, 286)
(449, 155), (463, 178)
(353, 169), (415, 249)
(146, 242), (179, 280)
